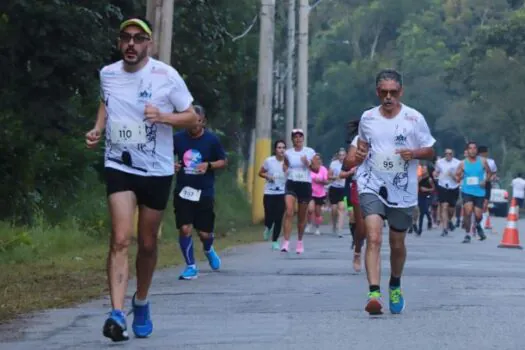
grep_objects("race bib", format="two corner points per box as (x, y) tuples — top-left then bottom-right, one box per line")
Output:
(179, 186), (201, 202)
(373, 153), (405, 173)
(466, 176), (479, 186)
(289, 169), (309, 182)
(110, 121), (146, 144)
(273, 173), (286, 186)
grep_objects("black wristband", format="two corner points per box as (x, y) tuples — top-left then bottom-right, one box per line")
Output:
(207, 161), (213, 172)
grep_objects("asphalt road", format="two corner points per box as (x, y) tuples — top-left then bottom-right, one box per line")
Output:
(2, 216), (525, 350)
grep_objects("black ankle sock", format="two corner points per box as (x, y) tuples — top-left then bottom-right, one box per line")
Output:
(389, 276), (401, 288)
(350, 223), (356, 236)
(369, 285), (380, 293)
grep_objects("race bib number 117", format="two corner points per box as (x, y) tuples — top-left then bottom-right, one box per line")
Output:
(179, 186), (202, 202)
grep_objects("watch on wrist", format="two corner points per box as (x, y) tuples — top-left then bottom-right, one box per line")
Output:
(207, 161), (213, 171)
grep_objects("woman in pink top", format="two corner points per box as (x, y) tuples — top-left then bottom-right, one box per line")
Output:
(306, 154), (329, 235)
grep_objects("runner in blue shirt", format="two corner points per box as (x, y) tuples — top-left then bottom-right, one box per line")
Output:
(173, 105), (227, 280)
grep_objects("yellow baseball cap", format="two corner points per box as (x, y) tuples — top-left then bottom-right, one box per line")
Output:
(119, 18), (152, 36)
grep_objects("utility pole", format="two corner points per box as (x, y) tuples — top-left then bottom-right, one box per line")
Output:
(285, 0), (295, 143)
(247, 128), (256, 202)
(296, 0), (309, 143)
(146, 0), (162, 58)
(252, 0), (276, 224)
(158, 0), (174, 64)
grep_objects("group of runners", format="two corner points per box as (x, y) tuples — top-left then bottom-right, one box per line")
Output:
(86, 17), (512, 343)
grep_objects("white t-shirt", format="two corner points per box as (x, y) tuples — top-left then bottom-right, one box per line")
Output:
(285, 147), (316, 183)
(351, 135), (358, 148)
(329, 160), (345, 188)
(262, 156), (286, 195)
(435, 157), (461, 189)
(100, 58), (194, 176)
(487, 158), (497, 173)
(356, 104), (436, 208)
(511, 177), (525, 199)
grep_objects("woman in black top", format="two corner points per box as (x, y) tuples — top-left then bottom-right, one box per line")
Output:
(417, 165), (435, 236)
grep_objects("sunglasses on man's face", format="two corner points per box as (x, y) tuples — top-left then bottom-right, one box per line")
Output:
(119, 32), (151, 44)
(378, 89), (401, 98)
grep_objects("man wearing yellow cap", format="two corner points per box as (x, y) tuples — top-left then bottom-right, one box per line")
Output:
(85, 17), (197, 342)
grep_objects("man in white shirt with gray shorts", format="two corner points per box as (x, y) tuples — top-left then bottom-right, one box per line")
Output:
(353, 69), (436, 316)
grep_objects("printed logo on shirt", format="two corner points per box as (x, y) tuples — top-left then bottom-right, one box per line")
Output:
(137, 79), (153, 103)
(393, 125), (407, 147)
(183, 149), (202, 175)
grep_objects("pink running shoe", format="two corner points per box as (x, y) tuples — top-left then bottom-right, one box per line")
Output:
(280, 240), (290, 252)
(296, 240), (304, 254)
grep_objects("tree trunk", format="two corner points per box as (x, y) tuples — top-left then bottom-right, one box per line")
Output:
(370, 24), (383, 60)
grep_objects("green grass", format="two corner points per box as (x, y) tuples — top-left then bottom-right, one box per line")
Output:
(0, 172), (262, 323)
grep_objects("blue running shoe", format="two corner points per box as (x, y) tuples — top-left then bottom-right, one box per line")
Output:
(179, 265), (199, 280)
(103, 309), (129, 342)
(389, 287), (406, 314)
(131, 293), (153, 338)
(205, 247), (221, 270)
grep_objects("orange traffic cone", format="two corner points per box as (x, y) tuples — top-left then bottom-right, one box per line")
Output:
(498, 199), (522, 249)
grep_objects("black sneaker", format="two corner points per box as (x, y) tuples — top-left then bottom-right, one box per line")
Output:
(477, 225), (487, 241)
(462, 235), (471, 244)
(441, 229), (448, 237)
(448, 221), (455, 232)
(103, 310), (129, 342)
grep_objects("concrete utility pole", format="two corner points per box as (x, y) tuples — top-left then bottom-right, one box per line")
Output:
(146, 0), (162, 58)
(296, 0), (309, 143)
(285, 0), (296, 142)
(247, 128), (256, 202)
(252, 0), (276, 224)
(158, 0), (174, 64)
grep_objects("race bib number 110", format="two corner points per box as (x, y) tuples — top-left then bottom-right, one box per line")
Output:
(110, 121), (146, 144)
(373, 153), (405, 173)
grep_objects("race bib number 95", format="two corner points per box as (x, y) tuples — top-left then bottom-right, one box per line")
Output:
(373, 153), (405, 173)
(110, 121), (146, 144)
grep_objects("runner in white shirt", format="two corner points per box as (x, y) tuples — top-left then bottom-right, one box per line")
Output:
(85, 18), (197, 342)
(511, 173), (525, 208)
(281, 129), (316, 254)
(328, 148), (353, 237)
(353, 69), (436, 316)
(258, 140), (287, 250)
(434, 149), (461, 237)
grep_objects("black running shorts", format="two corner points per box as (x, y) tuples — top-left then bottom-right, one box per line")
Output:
(105, 167), (173, 211)
(173, 194), (215, 233)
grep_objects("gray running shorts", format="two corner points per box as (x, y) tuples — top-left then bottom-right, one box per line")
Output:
(359, 193), (414, 232)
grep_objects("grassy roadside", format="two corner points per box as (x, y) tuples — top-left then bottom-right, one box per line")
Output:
(0, 173), (261, 323)
(0, 225), (262, 323)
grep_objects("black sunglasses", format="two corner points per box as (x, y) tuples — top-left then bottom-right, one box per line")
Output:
(119, 32), (151, 44)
